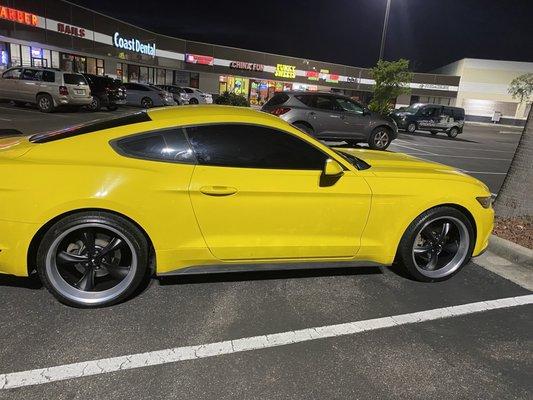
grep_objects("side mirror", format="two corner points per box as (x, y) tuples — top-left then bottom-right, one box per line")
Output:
(363, 108), (371, 116)
(323, 159), (344, 177)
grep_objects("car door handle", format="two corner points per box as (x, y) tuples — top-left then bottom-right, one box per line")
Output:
(200, 186), (238, 196)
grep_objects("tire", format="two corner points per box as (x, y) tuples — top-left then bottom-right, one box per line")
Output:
(107, 104), (119, 111)
(368, 127), (392, 150)
(141, 97), (153, 108)
(36, 94), (54, 113)
(36, 211), (149, 308)
(293, 122), (314, 135)
(406, 122), (417, 133)
(397, 206), (475, 282)
(189, 98), (199, 105)
(88, 96), (102, 112)
(447, 127), (459, 138)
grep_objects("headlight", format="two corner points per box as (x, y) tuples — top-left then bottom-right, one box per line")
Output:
(476, 196), (493, 209)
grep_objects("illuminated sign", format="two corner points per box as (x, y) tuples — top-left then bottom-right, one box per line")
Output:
(57, 23), (85, 38)
(185, 53), (214, 66)
(0, 50), (7, 66)
(230, 61), (264, 72)
(113, 32), (156, 56)
(319, 69), (338, 83)
(274, 64), (296, 79)
(31, 48), (42, 58)
(305, 70), (319, 81)
(346, 76), (358, 83)
(0, 6), (39, 26)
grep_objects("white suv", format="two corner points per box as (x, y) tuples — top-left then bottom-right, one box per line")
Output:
(182, 87), (213, 104)
(0, 67), (92, 112)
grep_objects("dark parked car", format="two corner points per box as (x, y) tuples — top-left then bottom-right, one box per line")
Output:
(83, 74), (126, 111)
(262, 91), (398, 150)
(391, 103), (465, 138)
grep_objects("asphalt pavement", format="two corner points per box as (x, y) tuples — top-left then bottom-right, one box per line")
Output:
(0, 103), (531, 399)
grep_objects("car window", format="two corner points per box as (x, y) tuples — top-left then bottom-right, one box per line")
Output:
(265, 93), (289, 107)
(453, 108), (465, 119)
(294, 94), (314, 107)
(63, 73), (87, 85)
(443, 107), (454, 117)
(35, 70), (55, 83)
(335, 98), (364, 114)
(422, 106), (441, 117)
(114, 129), (195, 164)
(186, 124), (328, 170)
(315, 96), (340, 111)
(2, 68), (22, 79)
(21, 69), (39, 81)
(183, 88), (194, 93)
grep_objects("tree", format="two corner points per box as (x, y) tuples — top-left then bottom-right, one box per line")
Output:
(495, 94), (533, 218)
(508, 73), (533, 104)
(368, 59), (413, 115)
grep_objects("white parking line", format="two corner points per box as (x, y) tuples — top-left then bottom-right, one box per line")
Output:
(394, 140), (516, 153)
(1, 294), (531, 390)
(462, 170), (508, 175)
(0, 117), (12, 121)
(391, 142), (439, 155)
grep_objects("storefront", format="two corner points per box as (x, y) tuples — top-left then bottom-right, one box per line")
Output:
(0, 0), (461, 106)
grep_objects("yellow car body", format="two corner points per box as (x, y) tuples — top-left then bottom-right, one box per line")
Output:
(0, 106), (493, 279)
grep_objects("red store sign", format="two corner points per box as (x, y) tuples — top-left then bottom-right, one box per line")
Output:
(57, 22), (86, 38)
(0, 6), (39, 26)
(185, 53), (214, 66)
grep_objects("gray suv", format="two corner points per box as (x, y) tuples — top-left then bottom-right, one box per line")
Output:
(262, 91), (398, 150)
(0, 67), (92, 112)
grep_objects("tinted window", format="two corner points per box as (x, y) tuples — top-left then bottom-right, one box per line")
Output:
(315, 96), (340, 111)
(443, 107), (454, 117)
(186, 124), (328, 170)
(265, 93), (289, 107)
(2, 68), (22, 79)
(115, 129), (195, 164)
(124, 83), (149, 91)
(422, 106), (441, 117)
(335, 98), (364, 114)
(21, 69), (39, 81)
(63, 73), (87, 85)
(453, 108), (465, 119)
(294, 94), (314, 107)
(37, 70), (55, 83)
(30, 112), (152, 143)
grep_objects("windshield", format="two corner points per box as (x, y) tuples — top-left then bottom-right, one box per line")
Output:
(331, 148), (371, 170)
(403, 103), (425, 114)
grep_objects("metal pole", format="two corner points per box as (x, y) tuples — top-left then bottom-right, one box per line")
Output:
(379, 0), (392, 60)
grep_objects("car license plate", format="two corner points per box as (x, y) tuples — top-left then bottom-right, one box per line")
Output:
(75, 89), (85, 95)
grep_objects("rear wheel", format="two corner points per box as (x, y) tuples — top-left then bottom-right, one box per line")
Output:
(406, 122), (417, 133)
(37, 94), (54, 113)
(368, 127), (391, 150)
(189, 98), (199, 105)
(37, 212), (149, 308)
(88, 96), (102, 112)
(397, 206), (474, 282)
(447, 127), (459, 138)
(141, 97), (153, 108)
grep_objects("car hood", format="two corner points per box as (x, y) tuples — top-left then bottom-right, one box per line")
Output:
(336, 147), (487, 188)
(0, 135), (33, 159)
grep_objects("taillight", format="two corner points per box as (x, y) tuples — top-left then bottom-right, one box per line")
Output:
(271, 107), (291, 116)
(59, 86), (68, 95)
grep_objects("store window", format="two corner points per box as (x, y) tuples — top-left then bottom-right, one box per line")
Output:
(21, 45), (31, 67)
(0, 43), (8, 71)
(96, 59), (104, 76)
(156, 69), (166, 85)
(128, 65), (140, 82)
(139, 66), (149, 83)
(87, 57), (96, 74)
(9, 43), (21, 67)
(190, 72), (199, 89)
(51, 51), (60, 69)
(219, 76), (249, 97)
(116, 62), (125, 81)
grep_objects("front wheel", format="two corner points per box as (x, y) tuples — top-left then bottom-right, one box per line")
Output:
(397, 206), (475, 282)
(368, 127), (391, 150)
(36, 212), (149, 308)
(37, 94), (54, 113)
(406, 122), (417, 133)
(141, 97), (153, 108)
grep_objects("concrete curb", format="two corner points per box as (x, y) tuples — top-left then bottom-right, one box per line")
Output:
(464, 121), (524, 129)
(488, 235), (533, 267)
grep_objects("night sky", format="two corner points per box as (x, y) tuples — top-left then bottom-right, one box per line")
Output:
(69, 0), (533, 72)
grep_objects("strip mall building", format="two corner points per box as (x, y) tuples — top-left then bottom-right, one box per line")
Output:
(1, 0), (531, 125)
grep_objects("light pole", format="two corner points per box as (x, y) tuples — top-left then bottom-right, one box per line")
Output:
(379, 0), (392, 60)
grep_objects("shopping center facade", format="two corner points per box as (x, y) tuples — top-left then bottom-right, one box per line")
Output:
(0, 0), (530, 124)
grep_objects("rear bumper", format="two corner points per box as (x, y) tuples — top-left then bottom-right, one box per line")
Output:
(0, 219), (39, 277)
(56, 96), (93, 106)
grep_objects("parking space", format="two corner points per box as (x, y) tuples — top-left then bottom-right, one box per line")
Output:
(0, 107), (530, 398)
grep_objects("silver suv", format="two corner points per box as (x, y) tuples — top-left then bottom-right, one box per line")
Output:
(262, 91), (398, 150)
(0, 67), (92, 112)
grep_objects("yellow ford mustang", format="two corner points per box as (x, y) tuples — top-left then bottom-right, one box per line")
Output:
(0, 106), (493, 307)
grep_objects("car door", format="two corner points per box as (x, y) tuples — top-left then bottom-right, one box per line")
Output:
(334, 97), (369, 138)
(19, 68), (41, 102)
(0, 68), (23, 100)
(310, 95), (347, 138)
(187, 123), (372, 260)
(124, 83), (142, 105)
(418, 106), (442, 130)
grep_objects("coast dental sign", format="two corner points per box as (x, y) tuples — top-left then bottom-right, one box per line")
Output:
(113, 32), (156, 56)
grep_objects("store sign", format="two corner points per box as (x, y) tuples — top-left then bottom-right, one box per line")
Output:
(57, 22), (86, 38)
(31, 48), (43, 58)
(305, 70), (319, 81)
(346, 76), (358, 83)
(0, 50), (7, 66)
(0, 6), (39, 26)
(230, 61), (264, 72)
(274, 64), (296, 79)
(185, 53), (214, 66)
(113, 32), (156, 56)
(412, 83), (454, 91)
